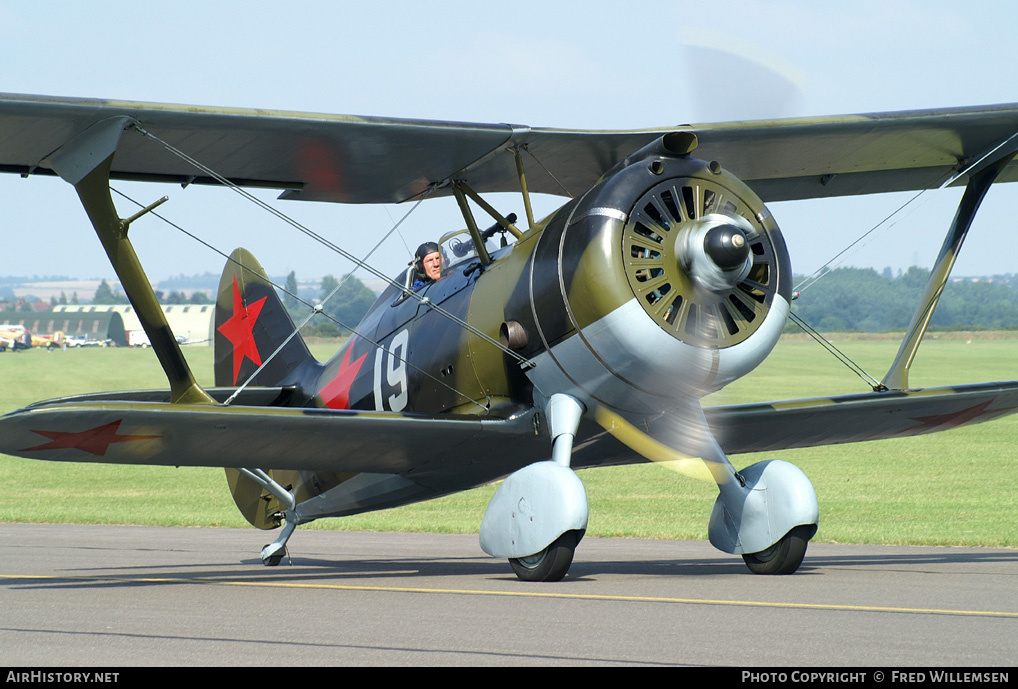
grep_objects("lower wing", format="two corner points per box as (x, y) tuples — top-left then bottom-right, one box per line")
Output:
(0, 399), (539, 481)
(706, 381), (1018, 454)
(5, 380), (1014, 482)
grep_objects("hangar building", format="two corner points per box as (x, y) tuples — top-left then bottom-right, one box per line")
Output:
(51, 304), (215, 346)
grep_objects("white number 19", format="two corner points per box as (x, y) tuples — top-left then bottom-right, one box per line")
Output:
(373, 328), (409, 412)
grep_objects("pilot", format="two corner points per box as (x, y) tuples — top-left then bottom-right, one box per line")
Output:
(411, 241), (443, 291)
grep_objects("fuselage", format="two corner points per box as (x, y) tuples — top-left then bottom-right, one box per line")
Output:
(251, 141), (793, 525)
(307, 143), (792, 425)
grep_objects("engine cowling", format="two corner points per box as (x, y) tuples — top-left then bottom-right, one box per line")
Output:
(524, 137), (791, 414)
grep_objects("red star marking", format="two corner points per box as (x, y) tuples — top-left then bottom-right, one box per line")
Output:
(905, 399), (1014, 433)
(319, 338), (368, 410)
(20, 420), (161, 457)
(217, 276), (268, 385)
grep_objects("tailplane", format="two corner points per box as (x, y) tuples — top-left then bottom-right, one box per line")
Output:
(214, 248), (316, 388)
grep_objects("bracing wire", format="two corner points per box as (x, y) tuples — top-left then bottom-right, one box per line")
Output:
(521, 144), (574, 199)
(787, 312), (883, 390)
(795, 129), (1018, 295)
(793, 189), (931, 295)
(383, 205), (414, 258)
(128, 124), (535, 369)
(231, 190), (437, 408)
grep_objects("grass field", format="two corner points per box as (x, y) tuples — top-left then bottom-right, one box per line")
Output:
(1, 335), (1016, 546)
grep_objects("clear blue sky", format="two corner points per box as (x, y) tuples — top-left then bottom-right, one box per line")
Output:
(3, 0), (1018, 284)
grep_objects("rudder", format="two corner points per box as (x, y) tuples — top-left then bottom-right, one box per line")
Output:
(214, 247), (315, 388)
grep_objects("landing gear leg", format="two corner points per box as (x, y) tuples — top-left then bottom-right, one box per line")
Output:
(235, 468), (298, 567)
(261, 512), (297, 566)
(505, 394), (586, 582)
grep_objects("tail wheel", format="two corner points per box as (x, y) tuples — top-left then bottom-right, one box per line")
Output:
(742, 525), (813, 575)
(509, 531), (579, 582)
(622, 176), (783, 348)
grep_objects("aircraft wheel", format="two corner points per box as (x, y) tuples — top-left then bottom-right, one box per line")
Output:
(742, 525), (812, 575)
(509, 531), (578, 582)
(261, 545), (283, 567)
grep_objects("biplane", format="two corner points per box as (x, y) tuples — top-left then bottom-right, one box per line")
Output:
(0, 325), (32, 351)
(0, 324), (62, 350)
(2, 93), (1017, 581)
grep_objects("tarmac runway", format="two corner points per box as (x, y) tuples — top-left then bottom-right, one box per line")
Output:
(0, 523), (1015, 667)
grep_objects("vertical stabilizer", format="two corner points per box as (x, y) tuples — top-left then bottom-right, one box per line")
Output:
(214, 248), (315, 388)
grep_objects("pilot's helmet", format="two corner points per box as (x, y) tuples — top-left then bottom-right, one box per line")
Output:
(414, 241), (441, 276)
(415, 241), (440, 264)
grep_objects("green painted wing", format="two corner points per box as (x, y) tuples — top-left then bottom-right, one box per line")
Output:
(0, 400), (539, 483)
(3, 93), (1017, 204)
(706, 381), (1018, 454)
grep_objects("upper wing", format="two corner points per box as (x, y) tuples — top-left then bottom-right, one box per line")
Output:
(706, 381), (1018, 455)
(689, 105), (1018, 201)
(3, 92), (1018, 204)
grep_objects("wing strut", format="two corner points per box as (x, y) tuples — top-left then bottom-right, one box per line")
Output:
(513, 147), (536, 229)
(881, 146), (1018, 390)
(43, 117), (213, 405)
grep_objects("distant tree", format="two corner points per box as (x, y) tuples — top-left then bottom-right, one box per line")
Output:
(19, 299), (34, 312)
(319, 275), (340, 302)
(92, 279), (116, 304)
(59, 292), (67, 305)
(280, 271), (305, 321)
(321, 275), (377, 332)
(50, 296), (58, 307)
(71, 292), (79, 305)
(188, 291), (211, 305)
(301, 273), (378, 338)
(900, 266), (929, 289)
(92, 279), (129, 305)
(790, 266), (1018, 332)
(307, 320), (343, 338)
(331, 275), (378, 329)
(284, 271), (300, 308)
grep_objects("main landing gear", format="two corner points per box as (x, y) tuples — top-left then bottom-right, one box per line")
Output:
(509, 531), (581, 583)
(233, 468), (299, 567)
(260, 514), (297, 566)
(709, 459), (819, 575)
(479, 395), (589, 582)
(481, 396), (819, 581)
(741, 524), (814, 575)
